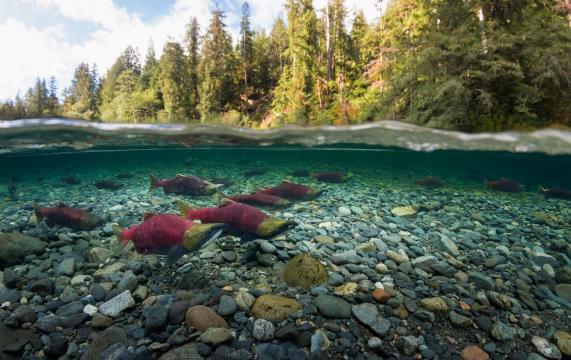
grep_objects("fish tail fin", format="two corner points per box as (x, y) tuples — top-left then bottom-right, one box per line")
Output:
(177, 199), (194, 217)
(149, 174), (159, 193)
(218, 198), (235, 207)
(112, 224), (129, 244)
(216, 190), (228, 204)
(32, 201), (44, 221)
(538, 185), (547, 193)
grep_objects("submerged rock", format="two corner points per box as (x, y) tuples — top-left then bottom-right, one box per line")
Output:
(314, 294), (351, 318)
(283, 253), (328, 289)
(185, 305), (228, 331)
(98, 290), (135, 318)
(250, 295), (302, 321)
(0, 232), (46, 269)
(391, 206), (417, 218)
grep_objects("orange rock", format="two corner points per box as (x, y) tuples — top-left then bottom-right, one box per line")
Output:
(459, 301), (471, 311)
(461, 345), (489, 360)
(372, 288), (391, 304)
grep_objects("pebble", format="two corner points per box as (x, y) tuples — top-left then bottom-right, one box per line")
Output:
(253, 319), (275, 341)
(314, 294), (352, 318)
(531, 336), (562, 360)
(217, 295), (238, 316)
(98, 290), (135, 318)
(460, 345), (489, 360)
(199, 327), (233, 345)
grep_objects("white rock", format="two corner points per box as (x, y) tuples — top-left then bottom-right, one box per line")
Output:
(109, 205), (123, 211)
(391, 206), (417, 218)
(531, 335), (562, 360)
(83, 304), (98, 316)
(99, 290), (135, 318)
(338, 206), (351, 217)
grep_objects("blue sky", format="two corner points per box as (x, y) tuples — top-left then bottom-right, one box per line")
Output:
(0, 0), (382, 100)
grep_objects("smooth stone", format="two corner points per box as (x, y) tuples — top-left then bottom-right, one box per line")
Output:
(253, 319), (275, 341)
(250, 295), (302, 321)
(490, 321), (517, 341)
(99, 290), (135, 318)
(236, 290), (255, 311)
(117, 271), (138, 293)
(352, 303), (392, 337)
(314, 235), (334, 245)
(255, 343), (286, 360)
(81, 327), (129, 360)
(283, 254), (328, 289)
(553, 330), (571, 356)
(450, 311), (473, 327)
(468, 271), (496, 290)
(420, 297), (449, 311)
(391, 206), (417, 218)
(218, 295), (238, 316)
(0, 232), (46, 268)
(531, 336), (562, 360)
(311, 330), (331, 353)
(55, 258), (76, 276)
(554, 284), (571, 302)
(460, 345), (489, 360)
(314, 294), (351, 318)
(185, 305), (228, 331)
(143, 304), (168, 334)
(199, 327), (233, 345)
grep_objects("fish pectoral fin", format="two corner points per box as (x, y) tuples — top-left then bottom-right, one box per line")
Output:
(166, 246), (189, 266)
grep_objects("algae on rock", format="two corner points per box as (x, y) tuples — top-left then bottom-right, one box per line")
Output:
(283, 253), (329, 289)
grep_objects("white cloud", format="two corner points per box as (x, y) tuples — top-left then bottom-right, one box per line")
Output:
(0, 0), (384, 100)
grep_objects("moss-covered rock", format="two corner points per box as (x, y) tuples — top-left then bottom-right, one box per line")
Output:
(250, 295), (302, 321)
(283, 253), (328, 289)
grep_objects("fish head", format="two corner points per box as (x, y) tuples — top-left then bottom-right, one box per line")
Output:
(306, 188), (325, 200)
(83, 214), (104, 230)
(257, 218), (298, 238)
(182, 223), (227, 251)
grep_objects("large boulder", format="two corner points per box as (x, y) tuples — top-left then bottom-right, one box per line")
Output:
(0, 232), (46, 269)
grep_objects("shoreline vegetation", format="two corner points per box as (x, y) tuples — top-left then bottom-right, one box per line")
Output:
(0, 0), (570, 132)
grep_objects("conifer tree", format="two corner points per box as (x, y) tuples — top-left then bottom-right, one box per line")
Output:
(185, 18), (201, 118)
(159, 41), (190, 120)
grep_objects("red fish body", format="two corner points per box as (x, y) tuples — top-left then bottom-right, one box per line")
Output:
(118, 214), (226, 264)
(180, 201), (296, 238)
(33, 203), (102, 230)
(225, 192), (291, 207)
(257, 181), (323, 201)
(539, 186), (571, 200)
(487, 178), (524, 193)
(310, 172), (351, 183)
(150, 174), (221, 196)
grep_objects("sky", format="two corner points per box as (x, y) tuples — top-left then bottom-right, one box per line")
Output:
(0, 0), (384, 101)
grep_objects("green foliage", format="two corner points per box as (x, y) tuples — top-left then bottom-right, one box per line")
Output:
(2, 0), (569, 131)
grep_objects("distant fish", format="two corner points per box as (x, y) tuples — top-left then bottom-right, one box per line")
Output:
(487, 178), (524, 193)
(62, 176), (81, 185)
(149, 174), (222, 196)
(539, 185), (571, 200)
(257, 181), (324, 201)
(115, 213), (226, 265)
(33, 202), (103, 230)
(179, 200), (297, 238)
(223, 192), (291, 207)
(116, 173), (134, 179)
(311, 172), (352, 183)
(415, 176), (444, 189)
(94, 180), (123, 190)
(7, 178), (16, 200)
(291, 169), (310, 177)
(243, 169), (266, 178)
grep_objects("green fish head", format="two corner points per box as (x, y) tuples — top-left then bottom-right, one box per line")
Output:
(182, 223), (227, 250)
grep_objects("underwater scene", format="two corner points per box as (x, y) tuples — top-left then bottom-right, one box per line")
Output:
(0, 124), (571, 360)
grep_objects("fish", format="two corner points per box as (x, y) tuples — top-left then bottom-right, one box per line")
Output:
(290, 169), (310, 177)
(539, 185), (571, 200)
(310, 172), (352, 183)
(223, 192), (291, 207)
(62, 176), (81, 185)
(116, 173), (134, 179)
(178, 200), (297, 238)
(94, 180), (123, 190)
(150, 174), (222, 196)
(257, 181), (324, 201)
(487, 178), (524, 193)
(243, 169), (266, 178)
(114, 213), (227, 265)
(415, 176), (445, 189)
(32, 202), (103, 230)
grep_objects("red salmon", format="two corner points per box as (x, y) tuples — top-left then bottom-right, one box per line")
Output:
(487, 178), (524, 193)
(33, 202), (103, 231)
(257, 181), (324, 200)
(116, 213), (226, 265)
(310, 172), (352, 183)
(150, 174), (222, 196)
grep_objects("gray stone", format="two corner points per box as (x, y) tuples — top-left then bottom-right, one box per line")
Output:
(400, 336), (419, 356)
(531, 336), (562, 360)
(437, 235), (460, 256)
(314, 294), (351, 318)
(468, 271), (496, 290)
(352, 303), (392, 337)
(490, 321), (517, 341)
(117, 271), (137, 293)
(554, 284), (571, 302)
(55, 258), (76, 276)
(199, 327), (233, 345)
(253, 319), (275, 341)
(143, 305), (168, 334)
(218, 295), (238, 316)
(411, 255), (438, 272)
(449, 311), (472, 327)
(99, 290), (135, 318)
(0, 232), (46, 268)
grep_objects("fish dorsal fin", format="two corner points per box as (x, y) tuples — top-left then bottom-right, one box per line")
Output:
(176, 199), (195, 216)
(143, 212), (156, 221)
(57, 202), (66, 207)
(218, 198), (235, 208)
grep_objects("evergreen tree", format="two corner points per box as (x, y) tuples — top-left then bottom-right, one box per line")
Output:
(185, 18), (201, 118)
(100, 46), (142, 117)
(159, 41), (190, 120)
(47, 76), (59, 115)
(269, 18), (288, 87)
(239, 2), (254, 107)
(273, 0), (319, 125)
(199, 7), (238, 120)
(63, 63), (97, 119)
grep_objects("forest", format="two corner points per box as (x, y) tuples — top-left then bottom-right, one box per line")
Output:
(0, 0), (570, 132)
